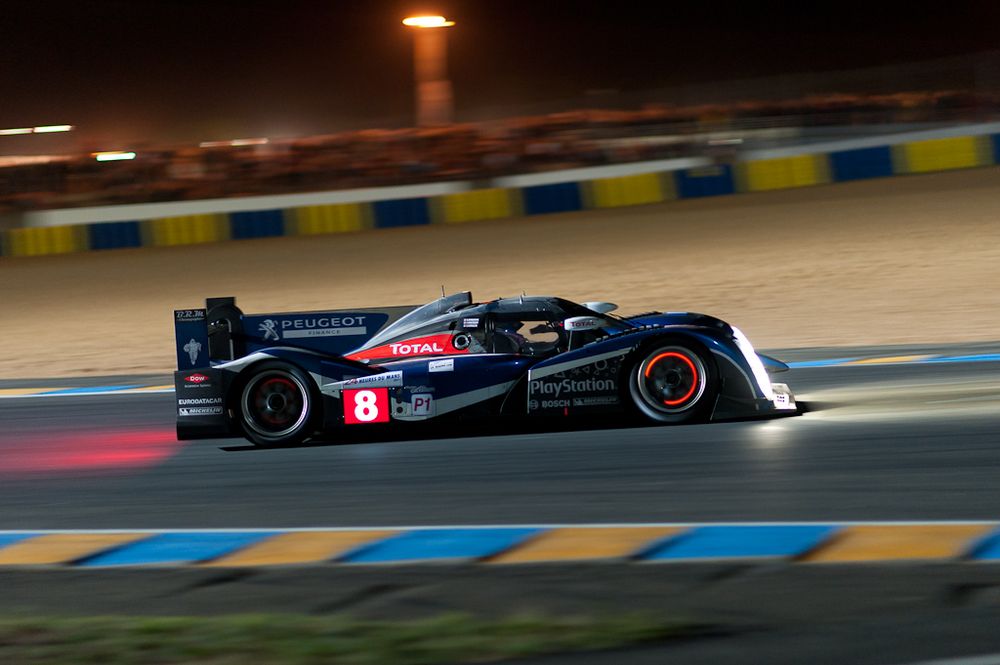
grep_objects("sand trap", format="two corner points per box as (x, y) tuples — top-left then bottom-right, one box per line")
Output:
(2, 169), (998, 379)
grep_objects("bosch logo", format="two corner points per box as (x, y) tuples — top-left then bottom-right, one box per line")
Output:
(184, 373), (209, 383)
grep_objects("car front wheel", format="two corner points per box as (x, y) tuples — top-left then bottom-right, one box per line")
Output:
(629, 344), (716, 424)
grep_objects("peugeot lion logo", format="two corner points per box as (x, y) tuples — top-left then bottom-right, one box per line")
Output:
(259, 319), (280, 341)
(183, 338), (202, 366)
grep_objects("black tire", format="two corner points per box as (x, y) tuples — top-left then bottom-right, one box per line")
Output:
(237, 362), (319, 446)
(628, 342), (717, 424)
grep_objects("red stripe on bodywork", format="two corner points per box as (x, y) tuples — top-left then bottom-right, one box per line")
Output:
(346, 333), (470, 362)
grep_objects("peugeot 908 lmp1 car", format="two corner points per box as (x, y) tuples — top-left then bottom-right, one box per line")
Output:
(173, 292), (795, 446)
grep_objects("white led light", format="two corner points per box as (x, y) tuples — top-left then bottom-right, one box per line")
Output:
(94, 151), (137, 162)
(731, 326), (774, 400)
(402, 16), (455, 28)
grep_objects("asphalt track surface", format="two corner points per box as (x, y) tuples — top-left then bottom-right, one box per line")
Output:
(1, 343), (998, 530)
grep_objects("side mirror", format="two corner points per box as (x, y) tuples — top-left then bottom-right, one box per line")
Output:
(582, 301), (618, 314)
(564, 316), (604, 332)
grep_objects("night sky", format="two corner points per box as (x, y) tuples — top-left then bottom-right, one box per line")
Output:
(1, 0), (998, 145)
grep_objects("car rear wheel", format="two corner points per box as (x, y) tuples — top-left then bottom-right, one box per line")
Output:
(629, 343), (716, 424)
(239, 363), (318, 446)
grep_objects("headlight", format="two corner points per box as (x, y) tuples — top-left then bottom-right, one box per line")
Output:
(731, 327), (774, 400)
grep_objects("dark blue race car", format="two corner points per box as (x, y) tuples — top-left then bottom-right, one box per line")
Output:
(173, 292), (795, 446)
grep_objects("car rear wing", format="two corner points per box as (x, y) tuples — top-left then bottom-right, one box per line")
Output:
(174, 296), (417, 370)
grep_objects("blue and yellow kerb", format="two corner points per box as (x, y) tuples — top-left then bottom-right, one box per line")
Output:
(2, 523), (1000, 566)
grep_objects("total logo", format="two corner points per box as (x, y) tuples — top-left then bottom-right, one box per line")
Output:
(347, 333), (467, 362)
(184, 373), (209, 383)
(390, 341), (445, 356)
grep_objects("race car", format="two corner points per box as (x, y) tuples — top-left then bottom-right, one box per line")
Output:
(173, 292), (795, 446)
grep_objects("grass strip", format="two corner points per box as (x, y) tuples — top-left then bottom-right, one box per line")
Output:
(0, 612), (702, 664)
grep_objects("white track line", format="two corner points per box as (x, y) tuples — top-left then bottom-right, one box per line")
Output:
(0, 520), (997, 535)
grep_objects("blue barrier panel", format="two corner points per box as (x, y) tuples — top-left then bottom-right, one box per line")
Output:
(674, 165), (735, 199)
(373, 198), (431, 228)
(829, 146), (894, 182)
(992, 135), (1000, 166)
(230, 209), (285, 240)
(0, 534), (36, 549)
(342, 528), (542, 563)
(966, 529), (1000, 560)
(78, 532), (278, 566)
(521, 183), (582, 215)
(87, 221), (141, 250)
(640, 525), (836, 560)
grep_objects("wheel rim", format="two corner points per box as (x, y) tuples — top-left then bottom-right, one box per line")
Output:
(635, 347), (707, 415)
(241, 370), (309, 439)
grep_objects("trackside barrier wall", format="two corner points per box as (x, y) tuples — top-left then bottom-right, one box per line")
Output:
(828, 146), (895, 182)
(285, 202), (372, 235)
(736, 154), (831, 192)
(5, 131), (1000, 257)
(674, 165), (736, 198)
(431, 188), (522, 223)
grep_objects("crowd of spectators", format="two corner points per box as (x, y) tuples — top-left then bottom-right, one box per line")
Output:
(1, 90), (997, 215)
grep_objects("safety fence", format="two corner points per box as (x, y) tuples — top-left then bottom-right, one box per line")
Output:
(2, 133), (997, 258)
(2, 523), (1000, 566)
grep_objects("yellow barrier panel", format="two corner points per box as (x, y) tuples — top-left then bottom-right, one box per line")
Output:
(287, 203), (370, 235)
(896, 136), (990, 174)
(436, 188), (519, 224)
(145, 214), (229, 247)
(740, 154), (830, 192)
(586, 173), (669, 208)
(5, 225), (88, 257)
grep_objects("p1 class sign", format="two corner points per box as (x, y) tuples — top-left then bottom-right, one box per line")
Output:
(343, 388), (390, 424)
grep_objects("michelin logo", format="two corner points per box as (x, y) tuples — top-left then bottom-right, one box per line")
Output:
(530, 378), (615, 398)
(178, 406), (224, 416)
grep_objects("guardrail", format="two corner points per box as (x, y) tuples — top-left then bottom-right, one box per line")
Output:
(2, 128), (998, 258)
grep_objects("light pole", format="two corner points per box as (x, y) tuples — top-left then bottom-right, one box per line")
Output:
(402, 15), (455, 127)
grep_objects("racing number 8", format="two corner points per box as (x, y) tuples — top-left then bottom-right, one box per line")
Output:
(343, 388), (390, 424)
(354, 390), (379, 422)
